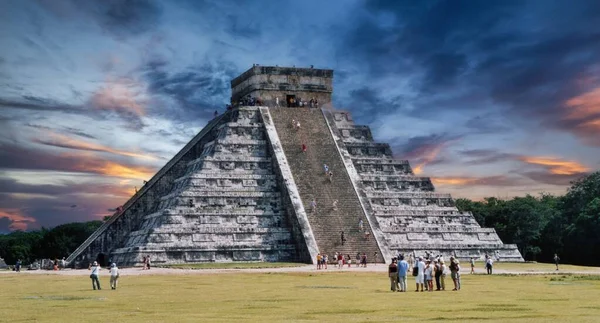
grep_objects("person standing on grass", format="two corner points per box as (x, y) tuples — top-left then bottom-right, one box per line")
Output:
(554, 254), (560, 271)
(388, 258), (399, 292)
(485, 256), (493, 275)
(146, 255), (151, 270)
(470, 257), (475, 274)
(415, 256), (425, 292)
(425, 260), (433, 292)
(449, 257), (461, 291)
(434, 259), (442, 291)
(109, 263), (119, 290)
(316, 253), (322, 270)
(398, 254), (409, 292)
(89, 261), (101, 290)
(347, 254), (352, 268)
(439, 260), (447, 291)
(356, 253), (361, 267)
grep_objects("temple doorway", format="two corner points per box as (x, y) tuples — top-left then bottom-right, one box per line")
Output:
(96, 253), (107, 267)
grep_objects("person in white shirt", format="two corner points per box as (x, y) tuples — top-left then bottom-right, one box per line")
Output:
(109, 263), (120, 290)
(415, 256), (425, 292)
(486, 256), (494, 274)
(89, 261), (101, 290)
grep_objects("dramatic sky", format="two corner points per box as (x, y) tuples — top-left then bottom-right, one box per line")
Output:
(1, 0), (599, 232)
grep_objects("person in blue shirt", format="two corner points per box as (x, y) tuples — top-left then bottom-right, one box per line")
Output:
(397, 254), (410, 292)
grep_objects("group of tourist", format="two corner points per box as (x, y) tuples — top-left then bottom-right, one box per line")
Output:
(88, 261), (120, 290)
(316, 252), (374, 270)
(231, 95), (320, 109)
(389, 254), (462, 292)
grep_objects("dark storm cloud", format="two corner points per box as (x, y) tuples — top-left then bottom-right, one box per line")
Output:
(0, 94), (145, 131)
(342, 0), (600, 144)
(344, 86), (404, 122)
(36, 0), (163, 39)
(25, 123), (97, 139)
(141, 58), (238, 120)
(0, 177), (130, 197)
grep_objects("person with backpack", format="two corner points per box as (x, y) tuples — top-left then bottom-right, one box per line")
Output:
(388, 258), (399, 292)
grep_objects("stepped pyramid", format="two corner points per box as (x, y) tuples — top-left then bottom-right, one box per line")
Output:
(68, 66), (523, 267)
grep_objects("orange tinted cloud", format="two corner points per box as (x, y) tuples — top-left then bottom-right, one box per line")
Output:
(72, 157), (155, 180)
(563, 86), (600, 142)
(34, 132), (156, 160)
(432, 177), (478, 185)
(90, 80), (145, 117)
(519, 156), (589, 175)
(412, 144), (444, 174)
(0, 209), (37, 231)
(565, 87), (600, 119)
(431, 176), (519, 187)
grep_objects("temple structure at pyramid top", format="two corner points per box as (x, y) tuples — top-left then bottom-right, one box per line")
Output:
(67, 65), (523, 267)
(231, 65), (334, 109)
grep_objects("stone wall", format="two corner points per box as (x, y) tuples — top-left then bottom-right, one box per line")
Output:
(231, 66), (333, 108)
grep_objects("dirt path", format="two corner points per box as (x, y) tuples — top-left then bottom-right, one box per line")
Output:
(3, 263), (600, 276)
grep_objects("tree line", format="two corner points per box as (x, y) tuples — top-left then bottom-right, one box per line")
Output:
(1, 172), (598, 266)
(455, 171), (599, 266)
(0, 220), (102, 265)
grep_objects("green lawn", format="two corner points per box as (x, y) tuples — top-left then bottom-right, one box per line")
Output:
(158, 262), (305, 270)
(2, 270), (600, 322)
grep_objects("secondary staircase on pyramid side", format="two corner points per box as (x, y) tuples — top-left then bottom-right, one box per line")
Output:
(325, 110), (524, 262)
(268, 107), (385, 263)
(69, 107), (310, 267)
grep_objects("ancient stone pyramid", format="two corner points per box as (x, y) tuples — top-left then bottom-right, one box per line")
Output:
(68, 66), (523, 267)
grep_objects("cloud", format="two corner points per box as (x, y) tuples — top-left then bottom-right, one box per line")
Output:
(519, 156), (589, 176)
(517, 156), (591, 186)
(561, 86), (600, 145)
(0, 209), (37, 231)
(88, 79), (147, 130)
(35, 0), (163, 39)
(140, 58), (237, 121)
(0, 143), (156, 180)
(431, 175), (522, 187)
(0, 176), (132, 198)
(33, 131), (156, 160)
(395, 133), (460, 174)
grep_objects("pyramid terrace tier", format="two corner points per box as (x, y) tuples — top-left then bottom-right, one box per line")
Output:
(393, 244), (523, 261)
(381, 226), (497, 233)
(110, 245), (298, 265)
(351, 159), (413, 175)
(344, 142), (394, 158)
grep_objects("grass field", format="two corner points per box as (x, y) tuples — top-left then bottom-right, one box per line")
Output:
(159, 262), (304, 269)
(2, 266), (600, 323)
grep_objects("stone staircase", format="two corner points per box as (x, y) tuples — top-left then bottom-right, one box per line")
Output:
(269, 107), (384, 263)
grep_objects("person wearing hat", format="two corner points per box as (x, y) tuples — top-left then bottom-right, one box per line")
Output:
(89, 261), (101, 290)
(449, 256), (461, 291)
(109, 263), (120, 290)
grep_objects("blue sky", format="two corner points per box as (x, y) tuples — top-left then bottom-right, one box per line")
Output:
(1, 0), (599, 232)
